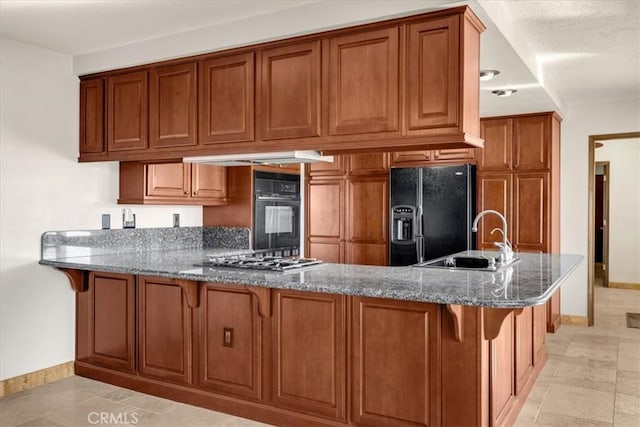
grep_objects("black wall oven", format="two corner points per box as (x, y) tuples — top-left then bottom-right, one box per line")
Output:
(253, 171), (301, 256)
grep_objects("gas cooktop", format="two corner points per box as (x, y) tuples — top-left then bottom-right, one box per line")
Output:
(195, 255), (323, 272)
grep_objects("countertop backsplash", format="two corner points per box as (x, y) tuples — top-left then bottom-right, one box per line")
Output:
(41, 226), (251, 260)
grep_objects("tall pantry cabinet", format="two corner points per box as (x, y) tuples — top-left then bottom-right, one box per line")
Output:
(476, 112), (562, 332)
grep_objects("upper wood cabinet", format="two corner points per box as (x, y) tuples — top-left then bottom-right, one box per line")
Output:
(478, 118), (513, 171)
(329, 27), (399, 135)
(259, 41), (321, 140)
(390, 148), (476, 167)
(307, 157), (346, 177)
(107, 71), (148, 152)
(476, 173), (513, 250)
(346, 153), (389, 176)
(149, 62), (198, 149)
(514, 115), (550, 171)
(79, 79), (105, 155)
(119, 162), (227, 206)
(200, 53), (254, 144)
(406, 15), (459, 132)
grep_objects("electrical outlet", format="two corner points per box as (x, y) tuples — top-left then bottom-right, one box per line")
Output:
(173, 213), (180, 228)
(101, 214), (111, 230)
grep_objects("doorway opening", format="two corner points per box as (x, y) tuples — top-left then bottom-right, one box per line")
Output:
(594, 161), (609, 288)
(588, 132), (640, 326)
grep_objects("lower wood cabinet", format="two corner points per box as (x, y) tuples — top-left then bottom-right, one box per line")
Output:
(533, 304), (547, 365)
(138, 276), (192, 384)
(515, 307), (534, 394)
(351, 297), (440, 427)
(194, 283), (262, 400)
(272, 289), (346, 420)
(77, 272), (135, 373)
(490, 311), (516, 427)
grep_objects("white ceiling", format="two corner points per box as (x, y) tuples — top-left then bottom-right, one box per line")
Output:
(1, 0), (638, 118)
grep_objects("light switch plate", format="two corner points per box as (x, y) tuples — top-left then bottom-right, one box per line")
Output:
(101, 214), (110, 230)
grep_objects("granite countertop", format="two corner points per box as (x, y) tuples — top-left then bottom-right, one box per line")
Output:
(39, 249), (583, 308)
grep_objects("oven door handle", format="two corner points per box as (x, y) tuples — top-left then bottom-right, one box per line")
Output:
(256, 196), (299, 201)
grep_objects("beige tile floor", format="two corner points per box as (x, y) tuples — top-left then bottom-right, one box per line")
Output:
(1, 287), (638, 427)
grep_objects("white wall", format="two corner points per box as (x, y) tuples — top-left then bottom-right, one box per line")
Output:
(560, 99), (640, 316)
(0, 38), (202, 380)
(595, 139), (640, 284)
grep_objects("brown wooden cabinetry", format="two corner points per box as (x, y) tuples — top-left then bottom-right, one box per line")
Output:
(138, 276), (192, 384)
(149, 62), (198, 149)
(200, 53), (254, 144)
(351, 297), (440, 426)
(306, 153), (388, 266)
(329, 27), (399, 136)
(533, 304), (547, 366)
(390, 148), (476, 167)
(119, 162), (227, 206)
(107, 71), (148, 152)
(272, 289), (346, 420)
(79, 79), (105, 155)
(259, 41), (321, 140)
(77, 272), (135, 373)
(514, 308), (534, 394)
(490, 312), (516, 426)
(477, 112), (561, 332)
(195, 283), (262, 400)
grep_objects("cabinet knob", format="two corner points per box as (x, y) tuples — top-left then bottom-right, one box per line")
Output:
(183, 191), (188, 195)
(194, 191), (198, 196)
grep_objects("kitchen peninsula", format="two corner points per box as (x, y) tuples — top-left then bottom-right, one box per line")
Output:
(40, 227), (582, 427)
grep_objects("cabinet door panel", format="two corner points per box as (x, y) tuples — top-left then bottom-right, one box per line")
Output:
(514, 173), (548, 251)
(260, 41), (321, 140)
(433, 148), (476, 162)
(200, 53), (254, 144)
(149, 63), (197, 148)
(347, 153), (389, 175)
(407, 15), (459, 131)
(307, 179), (343, 239)
(479, 118), (512, 171)
(351, 297), (440, 426)
(191, 164), (227, 200)
(533, 304), (547, 365)
(107, 71), (148, 151)
(346, 243), (387, 266)
(514, 115), (549, 171)
(86, 272), (135, 373)
(79, 79), (105, 154)
(196, 284), (261, 400)
(307, 156), (346, 177)
(515, 307), (533, 394)
(138, 277), (191, 384)
(307, 242), (343, 264)
(476, 173), (512, 249)
(390, 150), (432, 166)
(272, 290), (345, 419)
(146, 163), (190, 198)
(491, 312), (516, 426)
(329, 27), (399, 135)
(346, 177), (388, 244)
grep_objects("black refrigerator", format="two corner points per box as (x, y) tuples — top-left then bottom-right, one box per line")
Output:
(390, 164), (476, 266)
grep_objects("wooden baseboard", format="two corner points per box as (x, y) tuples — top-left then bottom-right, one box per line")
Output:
(0, 361), (74, 397)
(608, 282), (640, 290)
(561, 315), (589, 326)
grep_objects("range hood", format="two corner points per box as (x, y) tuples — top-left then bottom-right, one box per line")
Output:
(183, 150), (333, 166)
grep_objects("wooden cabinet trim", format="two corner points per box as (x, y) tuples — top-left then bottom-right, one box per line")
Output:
(79, 78), (105, 154)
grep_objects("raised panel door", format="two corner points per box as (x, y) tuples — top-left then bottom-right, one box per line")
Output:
(149, 62), (197, 148)
(307, 242), (344, 264)
(476, 173), (513, 250)
(260, 41), (321, 140)
(514, 307), (533, 394)
(200, 52), (254, 144)
(390, 150), (432, 166)
(307, 178), (344, 240)
(79, 79), (105, 154)
(346, 243), (387, 266)
(351, 297), (440, 426)
(433, 148), (476, 162)
(346, 177), (388, 245)
(491, 312), (516, 426)
(547, 290), (561, 333)
(347, 153), (389, 175)
(272, 290), (346, 420)
(146, 163), (190, 199)
(478, 118), (513, 171)
(307, 156), (346, 177)
(329, 27), (399, 135)
(191, 164), (227, 201)
(86, 272), (135, 373)
(406, 15), (459, 131)
(196, 284), (261, 400)
(533, 304), (547, 365)
(514, 115), (549, 171)
(514, 173), (548, 252)
(107, 71), (148, 151)
(138, 277), (191, 384)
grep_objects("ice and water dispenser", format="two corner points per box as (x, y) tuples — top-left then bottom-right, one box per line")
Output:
(391, 206), (416, 244)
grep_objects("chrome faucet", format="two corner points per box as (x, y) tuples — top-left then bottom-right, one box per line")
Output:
(471, 210), (514, 265)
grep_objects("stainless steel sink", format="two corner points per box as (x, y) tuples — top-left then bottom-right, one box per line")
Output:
(413, 255), (520, 272)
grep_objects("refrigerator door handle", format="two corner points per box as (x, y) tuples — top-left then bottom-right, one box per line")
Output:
(416, 235), (424, 263)
(415, 207), (424, 263)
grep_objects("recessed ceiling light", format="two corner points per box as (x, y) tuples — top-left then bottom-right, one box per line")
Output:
(480, 69), (500, 81)
(491, 89), (517, 97)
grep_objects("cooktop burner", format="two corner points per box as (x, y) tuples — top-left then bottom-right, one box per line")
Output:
(195, 255), (323, 272)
